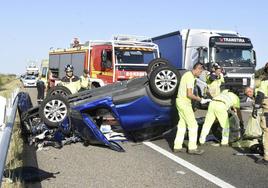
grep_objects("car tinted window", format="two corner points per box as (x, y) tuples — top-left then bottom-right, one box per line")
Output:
(25, 76), (36, 80)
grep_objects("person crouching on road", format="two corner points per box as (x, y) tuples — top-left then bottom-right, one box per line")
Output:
(252, 75), (268, 165)
(61, 64), (81, 94)
(199, 90), (241, 146)
(173, 62), (211, 155)
(79, 69), (91, 91)
(205, 63), (224, 98)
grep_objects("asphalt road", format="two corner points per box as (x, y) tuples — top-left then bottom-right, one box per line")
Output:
(23, 87), (268, 188)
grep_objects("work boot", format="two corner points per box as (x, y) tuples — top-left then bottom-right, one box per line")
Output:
(173, 148), (187, 153)
(255, 158), (268, 165)
(188, 148), (204, 155)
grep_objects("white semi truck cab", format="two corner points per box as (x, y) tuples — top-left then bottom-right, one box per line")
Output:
(152, 29), (256, 97)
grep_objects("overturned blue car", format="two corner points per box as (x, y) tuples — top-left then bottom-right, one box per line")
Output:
(20, 65), (181, 151)
(20, 62), (241, 151)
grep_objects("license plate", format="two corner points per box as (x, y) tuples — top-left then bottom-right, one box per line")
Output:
(243, 78), (247, 85)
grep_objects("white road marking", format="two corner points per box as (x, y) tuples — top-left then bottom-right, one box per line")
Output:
(143, 141), (235, 188)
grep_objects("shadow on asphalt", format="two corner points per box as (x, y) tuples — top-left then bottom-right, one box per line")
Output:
(22, 145), (42, 188)
(4, 165), (59, 184)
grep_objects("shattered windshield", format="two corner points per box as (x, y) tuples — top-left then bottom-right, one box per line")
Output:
(213, 47), (254, 67)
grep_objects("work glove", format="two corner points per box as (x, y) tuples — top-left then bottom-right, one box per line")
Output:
(252, 104), (260, 119)
(200, 98), (212, 104)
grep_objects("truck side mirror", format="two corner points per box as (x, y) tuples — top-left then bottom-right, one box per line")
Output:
(253, 50), (257, 66)
(101, 50), (108, 69)
(101, 50), (107, 63)
(101, 50), (112, 69)
(198, 56), (205, 64)
(197, 47), (208, 64)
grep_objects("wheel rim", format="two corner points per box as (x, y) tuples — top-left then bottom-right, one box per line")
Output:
(51, 90), (69, 96)
(154, 70), (177, 93)
(43, 99), (68, 123)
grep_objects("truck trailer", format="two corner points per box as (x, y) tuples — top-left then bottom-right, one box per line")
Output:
(152, 29), (256, 96)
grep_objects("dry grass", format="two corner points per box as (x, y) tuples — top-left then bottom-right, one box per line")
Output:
(0, 75), (21, 98)
(1, 76), (24, 187)
(2, 119), (24, 188)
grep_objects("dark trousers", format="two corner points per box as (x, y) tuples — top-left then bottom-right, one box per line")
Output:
(37, 81), (45, 100)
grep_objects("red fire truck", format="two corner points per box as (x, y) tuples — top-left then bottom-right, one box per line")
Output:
(48, 35), (160, 88)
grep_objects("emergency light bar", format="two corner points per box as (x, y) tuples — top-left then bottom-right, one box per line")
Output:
(113, 35), (152, 42)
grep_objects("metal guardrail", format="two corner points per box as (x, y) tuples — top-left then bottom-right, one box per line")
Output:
(0, 88), (19, 187)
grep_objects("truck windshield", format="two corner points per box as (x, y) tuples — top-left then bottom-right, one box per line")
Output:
(212, 47), (254, 67)
(115, 50), (157, 65)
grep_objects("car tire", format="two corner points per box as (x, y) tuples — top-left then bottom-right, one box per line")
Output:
(47, 86), (72, 97)
(149, 65), (180, 99)
(147, 58), (170, 77)
(39, 94), (70, 128)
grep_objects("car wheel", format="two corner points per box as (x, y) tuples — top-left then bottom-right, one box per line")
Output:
(147, 58), (170, 77)
(39, 94), (70, 127)
(47, 86), (72, 97)
(149, 65), (180, 99)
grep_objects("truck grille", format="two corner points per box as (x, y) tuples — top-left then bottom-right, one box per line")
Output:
(223, 77), (251, 98)
(224, 77), (250, 87)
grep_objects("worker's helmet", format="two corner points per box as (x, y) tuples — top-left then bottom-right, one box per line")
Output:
(65, 64), (74, 72)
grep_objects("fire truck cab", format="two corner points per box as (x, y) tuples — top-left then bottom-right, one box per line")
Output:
(48, 35), (160, 88)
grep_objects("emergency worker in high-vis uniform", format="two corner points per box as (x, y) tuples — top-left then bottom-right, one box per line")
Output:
(252, 75), (268, 165)
(206, 63), (224, 98)
(61, 64), (81, 94)
(199, 90), (240, 146)
(174, 62), (211, 155)
(79, 69), (91, 91)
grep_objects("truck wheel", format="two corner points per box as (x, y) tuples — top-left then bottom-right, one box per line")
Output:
(39, 94), (70, 128)
(91, 82), (101, 89)
(47, 86), (72, 97)
(147, 58), (170, 77)
(149, 65), (180, 99)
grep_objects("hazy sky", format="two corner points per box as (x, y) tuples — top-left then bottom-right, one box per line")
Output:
(0, 0), (267, 74)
